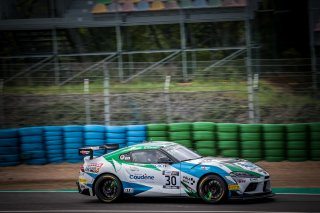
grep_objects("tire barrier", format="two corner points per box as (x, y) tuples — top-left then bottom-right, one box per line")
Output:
(84, 125), (106, 156)
(309, 123), (320, 161)
(147, 123), (168, 141)
(126, 125), (147, 146)
(44, 126), (64, 164)
(0, 128), (20, 167)
(106, 126), (127, 151)
(240, 124), (263, 162)
(285, 123), (308, 161)
(217, 123), (240, 158)
(63, 125), (84, 163)
(0, 122), (319, 166)
(192, 122), (217, 156)
(262, 124), (285, 162)
(19, 127), (47, 165)
(169, 123), (192, 148)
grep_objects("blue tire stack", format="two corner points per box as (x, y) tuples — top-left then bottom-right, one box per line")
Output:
(63, 125), (84, 163)
(0, 128), (20, 167)
(106, 126), (127, 150)
(44, 126), (64, 164)
(126, 125), (147, 146)
(19, 127), (47, 165)
(84, 125), (106, 156)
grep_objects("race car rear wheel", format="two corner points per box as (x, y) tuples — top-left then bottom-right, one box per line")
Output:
(198, 174), (227, 204)
(95, 174), (122, 203)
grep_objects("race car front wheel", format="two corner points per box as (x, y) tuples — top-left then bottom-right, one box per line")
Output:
(95, 174), (122, 203)
(198, 174), (227, 204)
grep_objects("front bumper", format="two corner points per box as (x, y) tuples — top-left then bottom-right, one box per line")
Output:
(229, 191), (275, 200)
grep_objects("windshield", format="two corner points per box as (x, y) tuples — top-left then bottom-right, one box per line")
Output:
(163, 145), (202, 162)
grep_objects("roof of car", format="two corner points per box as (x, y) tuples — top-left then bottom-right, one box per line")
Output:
(128, 141), (177, 150)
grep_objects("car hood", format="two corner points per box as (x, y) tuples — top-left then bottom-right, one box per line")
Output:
(186, 157), (269, 176)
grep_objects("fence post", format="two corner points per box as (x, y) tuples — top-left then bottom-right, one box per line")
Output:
(116, 25), (123, 82)
(104, 63), (110, 126)
(180, 21), (188, 82)
(245, 1), (255, 123)
(253, 73), (260, 123)
(0, 79), (4, 128)
(246, 57), (255, 123)
(164, 76), (172, 123)
(84, 79), (91, 124)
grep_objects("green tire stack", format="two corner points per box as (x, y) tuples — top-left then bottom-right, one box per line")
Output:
(262, 124), (285, 162)
(147, 124), (168, 142)
(309, 123), (320, 161)
(192, 122), (217, 156)
(239, 124), (263, 162)
(286, 123), (308, 161)
(168, 123), (193, 149)
(216, 123), (240, 158)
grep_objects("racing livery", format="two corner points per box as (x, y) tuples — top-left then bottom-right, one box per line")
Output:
(77, 141), (273, 203)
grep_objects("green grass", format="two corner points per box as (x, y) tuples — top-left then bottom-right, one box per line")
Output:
(3, 80), (248, 94)
(3, 80), (319, 108)
(257, 81), (320, 107)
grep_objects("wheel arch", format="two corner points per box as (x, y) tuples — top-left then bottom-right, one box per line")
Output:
(92, 172), (123, 196)
(197, 172), (229, 197)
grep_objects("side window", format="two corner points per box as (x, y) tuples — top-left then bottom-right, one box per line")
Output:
(131, 150), (169, 164)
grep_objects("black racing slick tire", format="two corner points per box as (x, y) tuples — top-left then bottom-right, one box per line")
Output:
(198, 174), (227, 204)
(95, 174), (122, 203)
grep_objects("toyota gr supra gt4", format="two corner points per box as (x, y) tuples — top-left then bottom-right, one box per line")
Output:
(77, 141), (273, 203)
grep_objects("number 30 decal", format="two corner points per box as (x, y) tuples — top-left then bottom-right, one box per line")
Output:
(165, 175), (177, 186)
(162, 171), (180, 189)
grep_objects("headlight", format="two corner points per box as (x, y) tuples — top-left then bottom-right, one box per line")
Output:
(230, 172), (261, 178)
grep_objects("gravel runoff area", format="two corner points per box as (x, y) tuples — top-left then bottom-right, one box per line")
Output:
(0, 161), (320, 190)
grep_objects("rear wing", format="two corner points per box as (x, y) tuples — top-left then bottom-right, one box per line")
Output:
(79, 144), (119, 159)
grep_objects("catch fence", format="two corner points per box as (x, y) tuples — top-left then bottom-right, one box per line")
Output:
(0, 58), (319, 128)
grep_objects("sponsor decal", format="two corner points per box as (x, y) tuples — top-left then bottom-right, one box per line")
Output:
(250, 178), (259, 182)
(182, 176), (195, 186)
(85, 163), (104, 173)
(155, 164), (167, 168)
(201, 166), (209, 170)
(163, 171), (171, 176)
(124, 188), (134, 193)
(237, 179), (246, 184)
(163, 185), (180, 189)
(129, 174), (155, 180)
(171, 171), (179, 176)
(79, 177), (88, 184)
(80, 150), (91, 155)
(120, 154), (131, 161)
(162, 171), (179, 176)
(228, 184), (240, 190)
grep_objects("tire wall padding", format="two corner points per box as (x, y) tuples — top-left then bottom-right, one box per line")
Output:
(0, 122), (317, 166)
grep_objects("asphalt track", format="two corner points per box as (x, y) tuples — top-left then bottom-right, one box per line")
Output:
(0, 192), (320, 213)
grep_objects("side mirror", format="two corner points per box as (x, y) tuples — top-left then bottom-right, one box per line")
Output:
(158, 157), (173, 164)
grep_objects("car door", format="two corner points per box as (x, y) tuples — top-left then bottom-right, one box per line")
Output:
(121, 149), (181, 197)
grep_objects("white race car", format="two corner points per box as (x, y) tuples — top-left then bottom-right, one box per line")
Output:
(77, 141), (273, 203)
